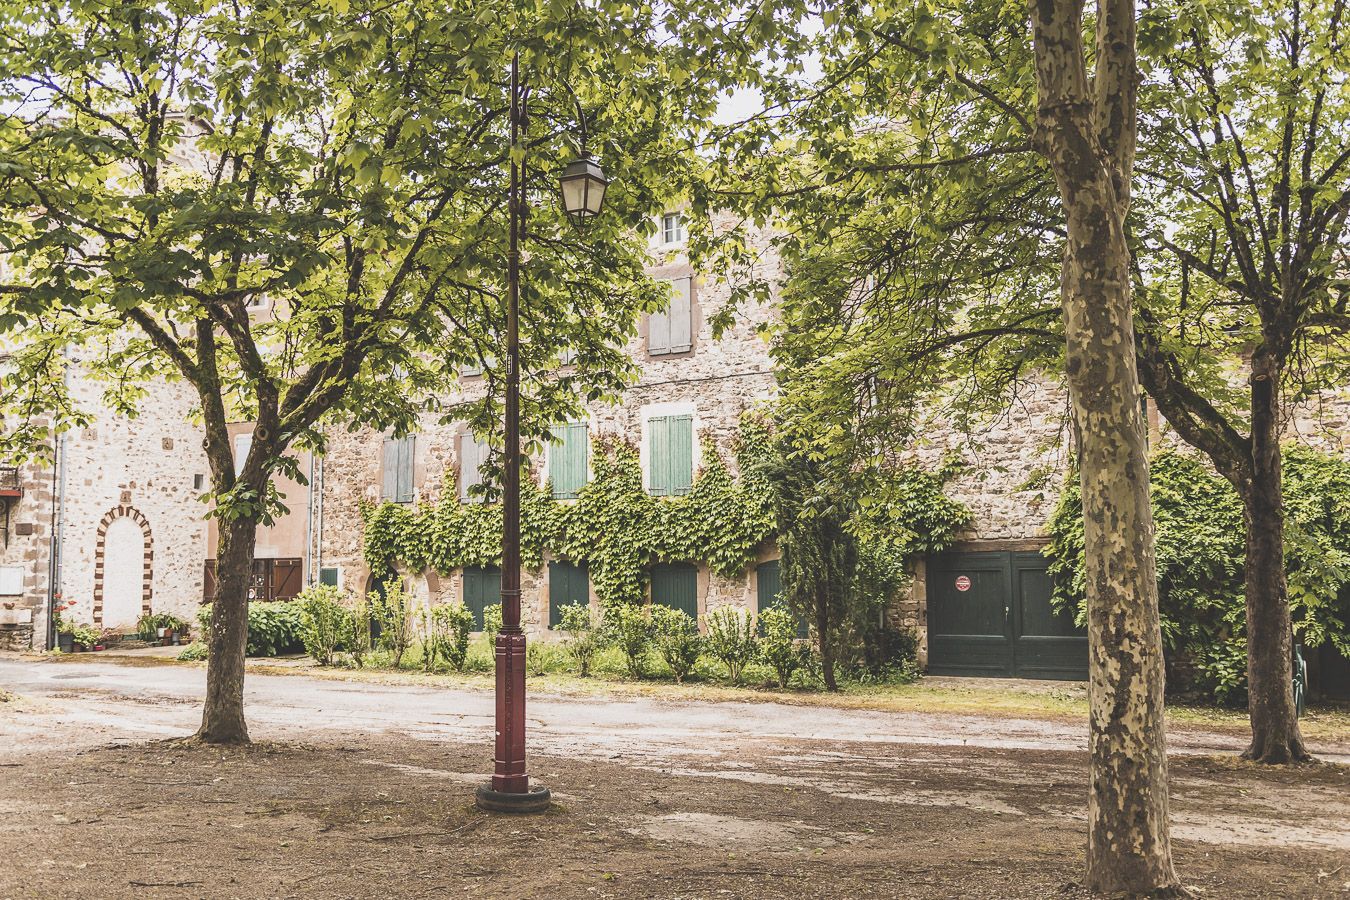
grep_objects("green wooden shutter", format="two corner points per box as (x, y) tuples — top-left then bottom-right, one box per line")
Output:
(669, 277), (693, 353)
(649, 416), (670, 496)
(319, 567), (340, 587)
(463, 566), (501, 630)
(652, 563), (698, 619)
(549, 560), (589, 628)
(756, 559), (805, 637)
(551, 424), (588, 499)
(460, 434), (485, 502)
(669, 415), (693, 495)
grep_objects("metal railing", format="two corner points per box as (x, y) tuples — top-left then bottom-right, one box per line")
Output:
(0, 466), (18, 492)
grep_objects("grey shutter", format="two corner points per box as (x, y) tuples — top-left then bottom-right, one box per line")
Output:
(395, 436), (415, 503)
(649, 308), (671, 355)
(669, 277), (693, 353)
(551, 423), (588, 499)
(381, 437), (398, 500)
(460, 434), (485, 501)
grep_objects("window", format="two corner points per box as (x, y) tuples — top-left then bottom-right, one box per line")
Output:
(549, 423), (589, 499)
(319, 567), (341, 588)
(647, 414), (694, 496)
(459, 433), (489, 502)
(549, 560), (589, 628)
(381, 435), (415, 503)
(558, 346), (577, 367)
(757, 559), (807, 637)
(193, 473), (205, 491)
(233, 432), (253, 476)
(648, 277), (693, 356)
(463, 565), (501, 631)
(651, 562), (698, 619)
(660, 212), (685, 244)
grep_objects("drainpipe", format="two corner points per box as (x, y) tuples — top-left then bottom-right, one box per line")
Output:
(303, 449), (315, 587)
(46, 423), (67, 651)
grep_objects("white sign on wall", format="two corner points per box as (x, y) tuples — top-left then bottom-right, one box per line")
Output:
(0, 565), (24, 596)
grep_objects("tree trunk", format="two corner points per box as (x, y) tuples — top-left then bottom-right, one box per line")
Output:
(197, 514), (259, 745)
(1030, 0), (1182, 893)
(1241, 354), (1310, 763)
(817, 586), (838, 692)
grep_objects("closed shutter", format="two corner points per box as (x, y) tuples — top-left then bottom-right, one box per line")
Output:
(203, 560), (217, 602)
(460, 434), (486, 501)
(319, 567), (340, 588)
(648, 415), (693, 497)
(396, 436), (415, 503)
(548, 560), (590, 628)
(756, 559), (805, 636)
(668, 415), (693, 495)
(669, 277), (693, 353)
(550, 423), (588, 499)
(381, 437), (398, 500)
(649, 305), (671, 355)
(651, 562), (698, 619)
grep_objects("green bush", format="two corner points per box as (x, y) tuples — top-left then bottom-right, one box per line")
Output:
(652, 606), (702, 683)
(558, 603), (602, 677)
(1047, 446), (1350, 703)
(483, 603), (503, 641)
(704, 606), (757, 683)
(346, 594), (372, 668)
(176, 641), (208, 661)
(370, 580), (415, 668)
(757, 607), (813, 688)
(526, 641), (563, 677)
(196, 601), (307, 657)
(298, 585), (350, 666)
(422, 603), (473, 673)
(604, 603), (654, 678)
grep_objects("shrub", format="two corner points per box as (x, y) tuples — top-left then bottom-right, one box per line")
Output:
(345, 594), (372, 668)
(483, 603), (503, 641)
(652, 606), (702, 683)
(298, 585), (350, 666)
(526, 641), (563, 677)
(604, 603), (654, 678)
(758, 607), (812, 688)
(176, 641), (208, 661)
(196, 601), (306, 657)
(558, 603), (602, 677)
(704, 606), (757, 683)
(422, 603), (473, 673)
(370, 581), (415, 668)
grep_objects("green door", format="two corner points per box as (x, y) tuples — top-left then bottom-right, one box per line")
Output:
(756, 559), (807, 636)
(651, 562), (698, 619)
(463, 566), (501, 630)
(549, 560), (589, 628)
(927, 551), (1086, 680)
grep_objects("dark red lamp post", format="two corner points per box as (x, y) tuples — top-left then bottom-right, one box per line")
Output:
(474, 53), (608, 814)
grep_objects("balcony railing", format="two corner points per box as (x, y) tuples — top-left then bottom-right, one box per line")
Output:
(0, 466), (20, 494)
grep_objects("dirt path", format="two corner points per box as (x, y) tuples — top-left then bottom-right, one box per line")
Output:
(1, 655), (1347, 898)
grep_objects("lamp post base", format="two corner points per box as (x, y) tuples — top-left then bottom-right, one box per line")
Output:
(475, 783), (552, 814)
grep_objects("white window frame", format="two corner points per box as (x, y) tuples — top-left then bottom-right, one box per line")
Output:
(659, 212), (686, 245)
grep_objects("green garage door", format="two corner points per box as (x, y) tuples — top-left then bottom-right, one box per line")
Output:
(927, 551), (1086, 680)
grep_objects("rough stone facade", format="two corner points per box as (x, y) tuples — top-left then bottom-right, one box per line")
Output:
(313, 222), (785, 636)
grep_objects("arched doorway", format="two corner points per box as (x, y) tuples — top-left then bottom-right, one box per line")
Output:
(95, 506), (152, 628)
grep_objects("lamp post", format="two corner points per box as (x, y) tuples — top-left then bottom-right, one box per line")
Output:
(475, 53), (608, 814)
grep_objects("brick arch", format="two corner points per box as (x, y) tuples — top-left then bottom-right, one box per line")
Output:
(93, 505), (153, 627)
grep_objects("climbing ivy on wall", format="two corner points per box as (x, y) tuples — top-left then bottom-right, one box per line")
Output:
(361, 420), (777, 607)
(1046, 445), (1350, 703)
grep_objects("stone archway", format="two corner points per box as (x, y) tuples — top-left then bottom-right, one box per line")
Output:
(94, 505), (153, 628)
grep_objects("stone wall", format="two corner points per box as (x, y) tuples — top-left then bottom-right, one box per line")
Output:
(314, 220), (784, 633)
(0, 458), (54, 649)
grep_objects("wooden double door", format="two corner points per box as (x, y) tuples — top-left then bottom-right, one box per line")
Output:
(926, 551), (1087, 680)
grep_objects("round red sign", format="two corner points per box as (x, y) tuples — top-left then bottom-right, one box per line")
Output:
(954, 576), (972, 592)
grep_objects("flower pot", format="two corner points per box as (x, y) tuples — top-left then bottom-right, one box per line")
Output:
(161, 629), (175, 647)
(57, 632), (74, 653)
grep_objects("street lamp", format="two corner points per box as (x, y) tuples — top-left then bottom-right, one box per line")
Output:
(475, 53), (607, 815)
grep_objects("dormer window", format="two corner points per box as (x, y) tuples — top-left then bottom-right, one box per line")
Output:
(660, 212), (685, 245)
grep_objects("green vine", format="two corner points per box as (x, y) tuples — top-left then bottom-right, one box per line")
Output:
(361, 420), (777, 606)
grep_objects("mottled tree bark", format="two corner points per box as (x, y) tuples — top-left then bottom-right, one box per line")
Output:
(1241, 353), (1310, 763)
(1030, 0), (1183, 892)
(198, 513), (258, 744)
